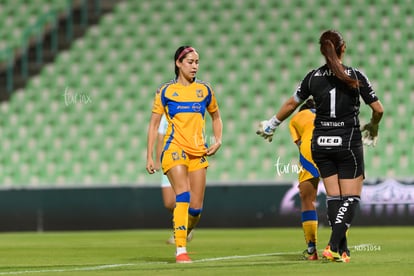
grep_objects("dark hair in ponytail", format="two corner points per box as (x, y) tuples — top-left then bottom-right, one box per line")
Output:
(174, 45), (195, 78)
(319, 30), (359, 89)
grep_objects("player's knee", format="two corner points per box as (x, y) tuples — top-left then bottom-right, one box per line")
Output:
(164, 200), (175, 211)
(299, 189), (314, 203)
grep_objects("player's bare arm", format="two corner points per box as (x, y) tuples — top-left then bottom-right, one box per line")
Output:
(146, 112), (162, 174)
(206, 109), (222, 156)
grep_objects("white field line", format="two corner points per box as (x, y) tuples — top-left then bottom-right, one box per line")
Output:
(0, 264), (136, 275)
(193, 251), (300, 263)
(0, 245), (370, 275)
(0, 252), (298, 275)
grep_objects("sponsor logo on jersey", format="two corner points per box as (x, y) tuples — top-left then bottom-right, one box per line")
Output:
(314, 68), (352, 76)
(192, 103), (201, 112)
(176, 105), (190, 110)
(317, 136), (342, 146)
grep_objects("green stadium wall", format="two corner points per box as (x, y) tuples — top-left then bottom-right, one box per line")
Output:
(0, 179), (413, 232)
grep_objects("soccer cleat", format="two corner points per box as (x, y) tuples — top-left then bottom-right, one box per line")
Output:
(340, 251), (351, 263)
(176, 253), (192, 263)
(166, 233), (175, 245)
(187, 230), (194, 242)
(302, 249), (319, 260)
(322, 245), (342, 262)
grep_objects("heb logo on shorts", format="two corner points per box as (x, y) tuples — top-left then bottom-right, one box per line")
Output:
(317, 136), (342, 146)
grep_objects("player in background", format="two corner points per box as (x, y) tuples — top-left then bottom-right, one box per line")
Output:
(288, 99), (320, 260)
(257, 30), (383, 262)
(146, 46), (222, 263)
(155, 114), (194, 245)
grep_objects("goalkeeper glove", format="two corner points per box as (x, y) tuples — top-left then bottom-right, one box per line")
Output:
(256, 116), (281, 142)
(361, 122), (379, 147)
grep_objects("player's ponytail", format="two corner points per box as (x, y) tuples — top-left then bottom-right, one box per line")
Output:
(319, 30), (359, 89)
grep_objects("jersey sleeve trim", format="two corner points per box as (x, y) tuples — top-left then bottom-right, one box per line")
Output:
(293, 93), (304, 103)
(294, 69), (317, 103)
(199, 80), (219, 113)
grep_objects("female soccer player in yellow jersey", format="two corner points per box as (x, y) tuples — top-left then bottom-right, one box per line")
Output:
(154, 114), (194, 245)
(288, 99), (320, 260)
(146, 46), (223, 263)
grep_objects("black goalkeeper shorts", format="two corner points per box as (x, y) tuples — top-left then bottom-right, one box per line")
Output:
(312, 146), (364, 179)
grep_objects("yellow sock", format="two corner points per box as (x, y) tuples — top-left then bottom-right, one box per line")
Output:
(187, 208), (202, 234)
(173, 192), (190, 248)
(187, 214), (201, 233)
(302, 220), (318, 247)
(301, 210), (318, 249)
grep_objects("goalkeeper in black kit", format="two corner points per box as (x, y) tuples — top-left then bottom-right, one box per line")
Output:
(257, 30), (383, 262)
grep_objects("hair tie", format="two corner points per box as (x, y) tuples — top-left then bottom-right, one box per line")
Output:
(177, 47), (195, 61)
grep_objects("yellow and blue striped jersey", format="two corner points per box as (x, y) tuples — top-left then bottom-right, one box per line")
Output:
(289, 108), (315, 146)
(289, 108), (320, 179)
(152, 79), (219, 156)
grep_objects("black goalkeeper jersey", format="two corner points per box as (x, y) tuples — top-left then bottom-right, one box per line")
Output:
(294, 64), (379, 151)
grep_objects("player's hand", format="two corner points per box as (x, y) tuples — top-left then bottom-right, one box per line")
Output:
(146, 159), (157, 174)
(154, 161), (161, 172)
(256, 118), (280, 142)
(206, 141), (221, 156)
(361, 122), (379, 147)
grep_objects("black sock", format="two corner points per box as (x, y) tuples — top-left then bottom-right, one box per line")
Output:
(330, 196), (360, 252)
(326, 196), (342, 246)
(339, 235), (349, 255)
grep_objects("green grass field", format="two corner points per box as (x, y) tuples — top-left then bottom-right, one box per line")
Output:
(0, 227), (412, 275)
